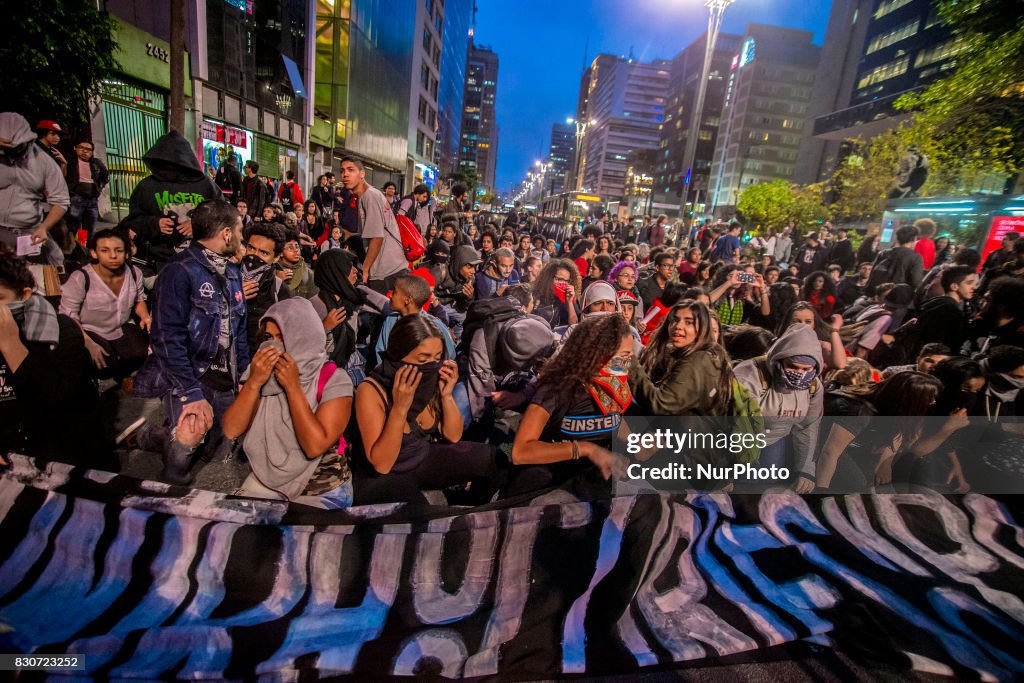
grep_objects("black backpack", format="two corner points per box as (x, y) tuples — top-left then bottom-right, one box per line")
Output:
(456, 296), (524, 357)
(280, 182), (295, 208)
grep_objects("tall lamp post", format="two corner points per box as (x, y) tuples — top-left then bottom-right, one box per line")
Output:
(678, 0), (737, 223)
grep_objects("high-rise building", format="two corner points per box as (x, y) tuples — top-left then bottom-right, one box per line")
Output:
(655, 31), (742, 216)
(459, 43), (499, 193)
(577, 55), (671, 201)
(406, 0), (446, 190)
(546, 122), (575, 196)
(437, 0), (473, 181)
(312, 0), (414, 187)
(708, 24), (821, 214)
(797, 0), (964, 184)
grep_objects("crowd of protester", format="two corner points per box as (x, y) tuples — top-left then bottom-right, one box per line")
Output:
(3, 119), (1024, 507)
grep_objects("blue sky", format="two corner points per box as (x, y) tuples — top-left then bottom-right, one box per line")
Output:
(475, 0), (835, 193)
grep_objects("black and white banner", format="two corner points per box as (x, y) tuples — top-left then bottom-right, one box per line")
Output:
(0, 455), (1022, 679)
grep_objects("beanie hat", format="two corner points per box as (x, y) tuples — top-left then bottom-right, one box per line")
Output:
(582, 281), (619, 312)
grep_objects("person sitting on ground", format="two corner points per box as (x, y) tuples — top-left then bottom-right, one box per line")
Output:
(0, 252), (114, 471)
(277, 229), (317, 299)
(630, 300), (734, 416)
(224, 297), (354, 507)
(814, 371), (944, 492)
(615, 288), (643, 343)
(532, 258), (581, 328)
(507, 313), (632, 500)
(353, 315), (503, 505)
(733, 323), (824, 493)
(241, 222), (292, 352)
(801, 270), (837, 320)
(845, 283), (914, 361)
(320, 225), (344, 253)
(881, 342), (951, 379)
(311, 249), (381, 369)
(59, 228), (151, 381)
(457, 299), (555, 428)
(835, 262), (872, 313)
(475, 247), (520, 300)
(776, 302), (847, 370)
(637, 252), (676, 308)
(374, 272), (455, 365)
(707, 265), (771, 328)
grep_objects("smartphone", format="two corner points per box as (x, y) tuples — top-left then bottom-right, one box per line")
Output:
(736, 272), (757, 284)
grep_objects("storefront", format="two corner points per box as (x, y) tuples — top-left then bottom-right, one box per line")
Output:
(94, 19), (191, 221)
(254, 134), (299, 181)
(200, 119), (254, 174)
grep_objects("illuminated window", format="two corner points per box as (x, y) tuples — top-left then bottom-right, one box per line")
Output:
(915, 37), (969, 68)
(857, 55), (909, 90)
(874, 0), (913, 19)
(866, 19), (919, 55)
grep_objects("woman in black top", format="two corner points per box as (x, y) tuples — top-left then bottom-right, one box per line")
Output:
(507, 313), (632, 499)
(531, 258), (582, 328)
(353, 315), (501, 505)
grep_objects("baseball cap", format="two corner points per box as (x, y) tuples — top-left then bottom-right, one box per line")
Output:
(36, 120), (62, 133)
(616, 289), (640, 306)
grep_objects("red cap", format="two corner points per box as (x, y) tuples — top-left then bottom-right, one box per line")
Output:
(36, 120), (62, 133)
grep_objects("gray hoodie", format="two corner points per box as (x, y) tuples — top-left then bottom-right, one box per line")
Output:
(733, 323), (823, 478)
(0, 112), (70, 230)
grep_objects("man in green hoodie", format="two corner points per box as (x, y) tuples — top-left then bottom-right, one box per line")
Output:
(122, 130), (221, 271)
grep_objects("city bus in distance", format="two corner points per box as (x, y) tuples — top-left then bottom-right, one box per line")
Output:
(537, 191), (604, 244)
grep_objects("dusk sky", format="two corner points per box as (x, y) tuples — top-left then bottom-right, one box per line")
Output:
(475, 0), (835, 194)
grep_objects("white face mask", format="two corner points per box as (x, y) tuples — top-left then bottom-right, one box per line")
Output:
(998, 372), (1024, 389)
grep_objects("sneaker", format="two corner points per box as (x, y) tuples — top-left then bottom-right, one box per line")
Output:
(115, 416), (147, 448)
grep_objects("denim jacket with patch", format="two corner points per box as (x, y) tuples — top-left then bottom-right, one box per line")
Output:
(134, 244), (250, 403)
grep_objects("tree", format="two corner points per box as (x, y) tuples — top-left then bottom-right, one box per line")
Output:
(0, 1), (119, 137)
(895, 0), (1024, 192)
(737, 179), (828, 230)
(828, 129), (905, 222)
(736, 180), (793, 229)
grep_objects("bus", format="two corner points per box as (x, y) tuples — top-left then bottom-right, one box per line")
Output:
(536, 191), (604, 243)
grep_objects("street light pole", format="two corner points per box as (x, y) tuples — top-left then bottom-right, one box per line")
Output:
(678, 0), (736, 223)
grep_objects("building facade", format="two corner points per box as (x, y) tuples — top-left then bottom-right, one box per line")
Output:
(437, 0), (473, 181)
(577, 55), (671, 202)
(459, 43), (499, 193)
(797, 0), (963, 184)
(405, 0), (446, 191)
(708, 24), (821, 215)
(655, 31), (742, 217)
(546, 121), (575, 197)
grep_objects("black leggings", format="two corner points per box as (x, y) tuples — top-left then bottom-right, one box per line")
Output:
(88, 324), (149, 381)
(353, 441), (503, 506)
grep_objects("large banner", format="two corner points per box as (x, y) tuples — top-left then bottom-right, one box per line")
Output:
(0, 455), (1022, 679)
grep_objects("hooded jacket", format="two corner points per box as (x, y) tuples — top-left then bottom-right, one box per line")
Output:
(466, 312), (553, 420)
(732, 323), (824, 478)
(629, 345), (731, 417)
(0, 112), (70, 230)
(436, 245), (480, 311)
(123, 131), (221, 268)
(240, 297), (353, 500)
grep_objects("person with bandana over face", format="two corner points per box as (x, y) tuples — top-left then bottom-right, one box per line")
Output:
(223, 297), (355, 507)
(507, 313), (633, 500)
(352, 314), (503, 505)
(0, 113), (69, 267)
(733, 323), (824, 492)
(310, 249), (383, 370)
(0, 252), (113, 471)
(128, 199), (250, 485)
(240, 222), (292, 353)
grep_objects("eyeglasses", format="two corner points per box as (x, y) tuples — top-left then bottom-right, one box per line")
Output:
(283, 243), (300, 251)
(618, 273), (636, 280)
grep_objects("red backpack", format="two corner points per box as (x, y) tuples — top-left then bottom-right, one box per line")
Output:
(394, 213), (425, 264)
